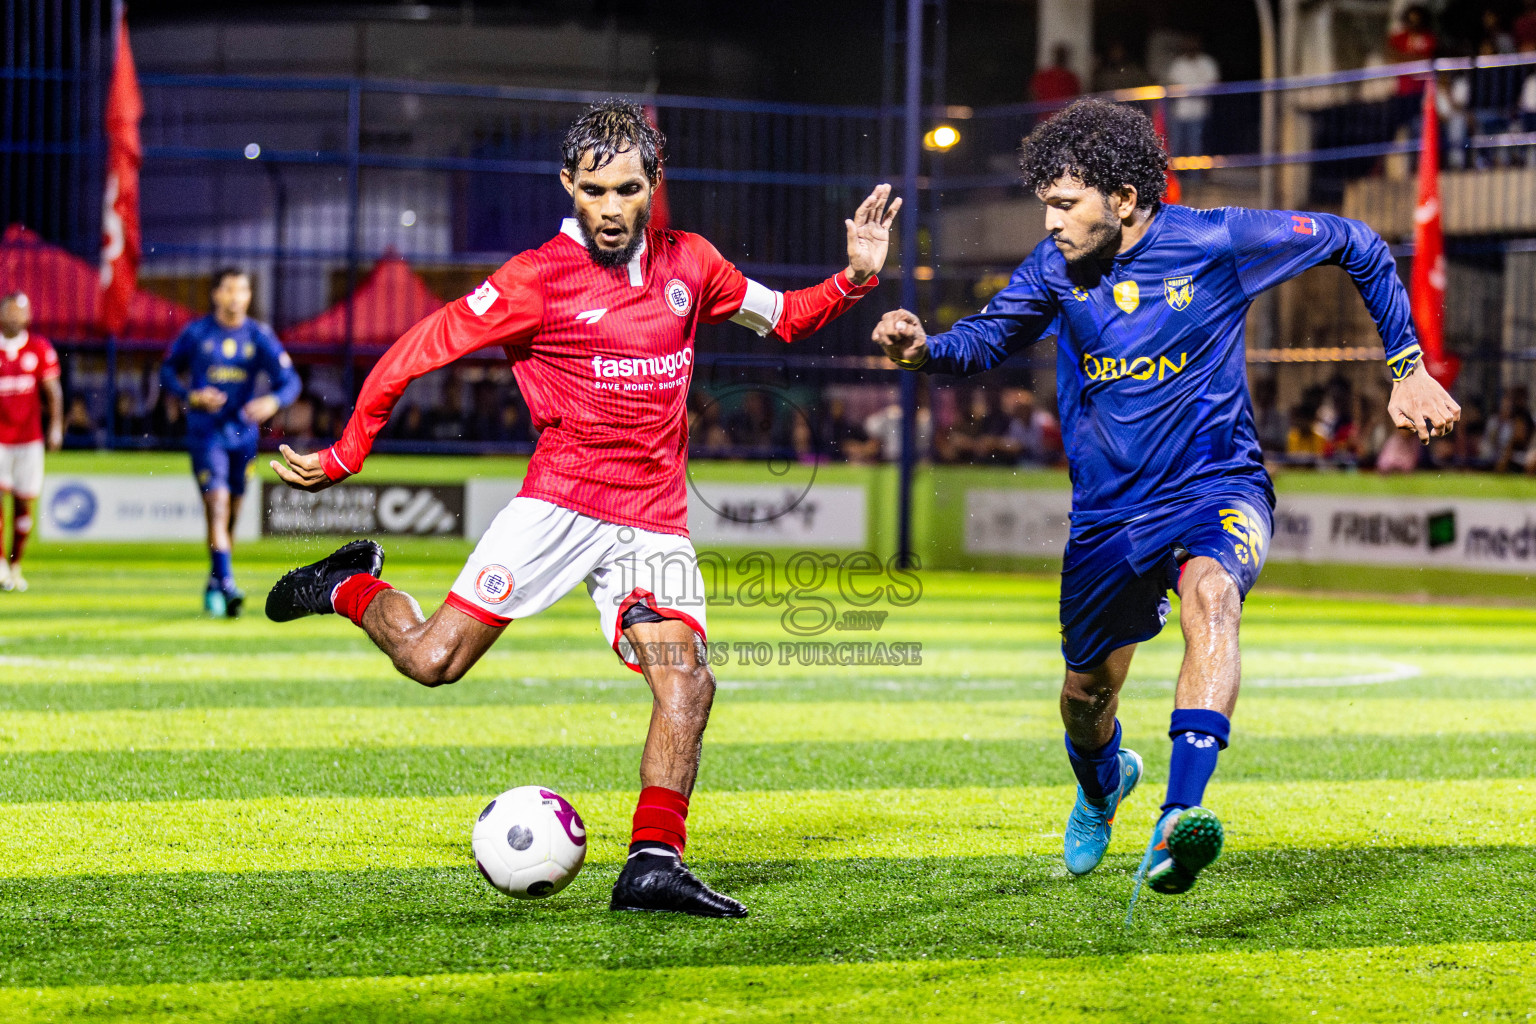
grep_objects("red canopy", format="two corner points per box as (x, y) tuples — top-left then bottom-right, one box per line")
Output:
(284, 252), (445, 354)
(0, 224), (194, 343)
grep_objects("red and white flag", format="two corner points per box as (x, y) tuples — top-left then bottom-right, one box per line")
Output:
(643, 105), (671, 231)
(99, 5), (143, 337)
(1410, 76), (1458, 387)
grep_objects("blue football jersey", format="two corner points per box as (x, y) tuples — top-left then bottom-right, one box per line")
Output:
(921, 204), (1422, 531)
(160, 314), (301, 446)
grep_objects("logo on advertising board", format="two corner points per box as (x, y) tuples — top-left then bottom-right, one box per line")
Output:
(263, 483), (464, 536)
(49, 483), (98, 532)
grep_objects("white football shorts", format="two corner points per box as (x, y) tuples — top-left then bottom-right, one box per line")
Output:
(445, 497), (708, 672)
(0, 441), (45, 498)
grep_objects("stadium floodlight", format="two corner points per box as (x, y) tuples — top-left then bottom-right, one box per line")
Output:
(922, 125), (960, 152)
(243, 143), (260, 159)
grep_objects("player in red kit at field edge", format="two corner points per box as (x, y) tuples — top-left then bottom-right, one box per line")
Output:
(265, 100), (899, 917)
(0, 292), (64, 593)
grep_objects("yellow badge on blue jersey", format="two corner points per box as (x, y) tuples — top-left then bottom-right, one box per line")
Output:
(1164, 276), (1194, 311)
(1071, 286), (1088, 302)
(222, 337), (238, 358)
(1112, 280), (1140, 313)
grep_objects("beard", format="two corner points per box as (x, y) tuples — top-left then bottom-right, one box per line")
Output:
(1058, 214), (1121, 265)
(577, 201), (652, 268)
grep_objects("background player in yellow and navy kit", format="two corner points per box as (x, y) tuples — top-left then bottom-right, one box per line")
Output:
(874, 100), (1460, 902)
(160, 268), (300, 616)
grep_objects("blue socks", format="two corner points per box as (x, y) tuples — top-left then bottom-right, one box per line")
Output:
(1065, 719), (1123, 802)
(209, 547), (234, 590)
(1163, 708), (1230, 812)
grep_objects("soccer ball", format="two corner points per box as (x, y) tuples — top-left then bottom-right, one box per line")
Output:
(471, 785), (587, 899)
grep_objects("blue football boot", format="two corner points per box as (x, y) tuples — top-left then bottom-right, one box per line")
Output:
(1063, 748), (1143, 876)
(1143, 805), (1224, 894)
(203, 581), (227, 617)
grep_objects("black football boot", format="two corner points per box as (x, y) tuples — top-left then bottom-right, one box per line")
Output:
(610, 843), (748, 918)
(265, 539), (385, 622)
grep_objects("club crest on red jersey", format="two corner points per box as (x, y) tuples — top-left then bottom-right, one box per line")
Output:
(19, 352), (37, 372)
(664, 279), (692, 317)
(474, 564), (515, 604)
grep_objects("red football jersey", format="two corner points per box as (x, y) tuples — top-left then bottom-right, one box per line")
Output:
(321, 221), (876, 535)
(0, 332), (61, 445)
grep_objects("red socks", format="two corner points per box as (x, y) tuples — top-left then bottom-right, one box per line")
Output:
(331, 573), (393, 626)
(8, 497), (29, 565)
(631, 785), (689, 853)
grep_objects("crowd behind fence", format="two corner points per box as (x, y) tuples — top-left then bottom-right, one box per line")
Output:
(5, 43), (1536, 474)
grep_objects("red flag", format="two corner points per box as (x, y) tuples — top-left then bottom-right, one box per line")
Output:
(643, 105), (671, 231)
(99, 6), (143, 337)
(1152, 100), (1181, 205)
(1410, 77), (1457, 387)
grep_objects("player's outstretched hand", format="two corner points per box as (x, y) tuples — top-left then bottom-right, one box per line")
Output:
(872, 308), (928, 369)
(845, 184), (901, 286)
(1388, 364), (1461, 443)
(270, 443), (334, 492)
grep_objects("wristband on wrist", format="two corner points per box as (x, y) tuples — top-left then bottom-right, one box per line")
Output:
(891, 349), (929, 371)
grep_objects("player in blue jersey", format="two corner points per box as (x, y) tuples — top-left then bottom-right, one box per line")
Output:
(160, 268), (301, 617)
(874, 100), (1460, 899)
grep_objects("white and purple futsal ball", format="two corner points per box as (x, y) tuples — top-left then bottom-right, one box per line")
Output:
(472, 786), (587, 899)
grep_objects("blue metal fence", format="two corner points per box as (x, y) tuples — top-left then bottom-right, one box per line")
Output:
(4, 6), (1536, 471)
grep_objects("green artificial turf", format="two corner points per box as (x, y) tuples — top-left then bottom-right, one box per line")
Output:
(0, 540), (1533, 1021)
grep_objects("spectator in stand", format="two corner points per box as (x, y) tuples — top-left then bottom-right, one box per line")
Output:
(63, 394), (96, 444)
(1388, 6), (1437, 101)
(1394, 4), (1437, 135)
(865, 387), (933, 463)
(1488, 385), (1534, 472)
(1454, 400), (1488, 466)
(1376, 424), (1422, 473)
(276, 395), (319, 449)
(388, 404), (430, 441)
(1164, 35), (1220, 169)
(430, 378), (468, 441)
(1482, 6), (1516, 53)
(817, 396), (880, 463)
(1350, 389), (1395, 468)
(725, 390), (785, 452)
(489, 400), (532, 445)
(1094, 39), (1150, 93)
(114, 391), (146, 439)
(149, 390), (186, 441)
(1030, 45), (1081, 106)
(937, 390), (999, 463)
(998, 387), (1060, 464)
(1470, 38), (1522, 167)
(1518, 0), (1536, 51)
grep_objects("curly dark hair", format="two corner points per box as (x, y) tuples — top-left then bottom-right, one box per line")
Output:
(1017, 99), (1167, 210)
(561, 99), (666, 183)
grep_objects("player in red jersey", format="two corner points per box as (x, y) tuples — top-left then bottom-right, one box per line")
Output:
(0, 293), (64, 593)
(264, 100), (899, 917)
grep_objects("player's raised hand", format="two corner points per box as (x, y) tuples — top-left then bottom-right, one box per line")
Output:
(872, 308), (928, 369)
(270, 443), (334, 492)
(845, 184), (901, 286)
(1388, 363), (1461, 443)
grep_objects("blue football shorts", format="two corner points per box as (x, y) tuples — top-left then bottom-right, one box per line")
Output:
(190, 436), (258, 497)
(1058, 491), (1273, 673)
